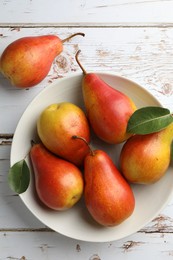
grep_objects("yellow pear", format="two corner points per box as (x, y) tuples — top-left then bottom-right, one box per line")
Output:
(37, 102), (90, 166)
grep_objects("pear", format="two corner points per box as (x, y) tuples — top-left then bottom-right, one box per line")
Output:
(75, 50), (137, 144)
(30, 142), (84, 210)
(37, 102), (90, 166)
(0, 32), (84, 88)
(73, 136), (135, 226)
(120, 123), (173, 184)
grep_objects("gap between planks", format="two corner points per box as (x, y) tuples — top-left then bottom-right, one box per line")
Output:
(1, 22), (173, 28)
(0, 228), (52, 232)
(0, 134), (13, 145)
(0, 228), (172, 234)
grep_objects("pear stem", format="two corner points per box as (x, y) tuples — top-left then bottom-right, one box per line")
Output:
(72, 135), (95, 156)
(75, 50), (87, 75)
(62, 32), (85, 43)
(31, 140), (36, 147)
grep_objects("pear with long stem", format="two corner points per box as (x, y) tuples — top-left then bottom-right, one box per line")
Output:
(0, 32), (85, 88)
(72, 135), (135, 226)
(75, 50), (137, 144)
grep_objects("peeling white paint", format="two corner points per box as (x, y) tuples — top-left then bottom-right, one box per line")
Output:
(0, 1), (173, 259)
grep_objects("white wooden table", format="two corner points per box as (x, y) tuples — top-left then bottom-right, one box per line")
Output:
(0, 1), (173, 259)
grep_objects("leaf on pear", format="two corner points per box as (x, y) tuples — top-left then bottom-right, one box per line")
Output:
(127, 106), (173, 135)
(171, 142), (173, 161)
(8, 159), (30, 194)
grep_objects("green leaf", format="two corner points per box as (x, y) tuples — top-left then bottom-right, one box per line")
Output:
(8, 159), (30, 194)
(127, 106), (173, 135)
(171, 142), (173, 161)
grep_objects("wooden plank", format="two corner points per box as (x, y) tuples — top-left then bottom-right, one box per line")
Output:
(1, 0), (173, 25)
(0, 231), (173, 259)
(0, 27), (172, 133)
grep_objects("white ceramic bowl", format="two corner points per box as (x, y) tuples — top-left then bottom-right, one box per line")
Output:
(10, 72), (173, 242)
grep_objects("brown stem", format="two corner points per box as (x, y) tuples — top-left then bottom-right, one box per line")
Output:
(75, 50), (87, 75)
(62, 32), (85, 43)
(31, 140), (36, 147)
(72, 135), (95, 156)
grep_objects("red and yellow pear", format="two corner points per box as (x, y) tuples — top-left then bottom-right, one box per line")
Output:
(0, 32), (84, 88)
(75, 50), (137, 144)
(30, 142), (84, 210)
(120, 123), (173, 184)
(73, 136), (135, 226)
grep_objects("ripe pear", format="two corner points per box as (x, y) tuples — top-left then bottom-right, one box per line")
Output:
(0, 32), (84, 88)
(120, 123), (173, 184)
(75, 50), (137, 144)
(37, 102), (90, 166)
(73, 136), (135, 226)
(30, 142), (84, 210)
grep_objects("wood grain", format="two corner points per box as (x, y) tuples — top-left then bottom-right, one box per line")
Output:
(1, 231), (173, 259)
(1, 0), (173, 25)
(0, 1), (173, 257)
